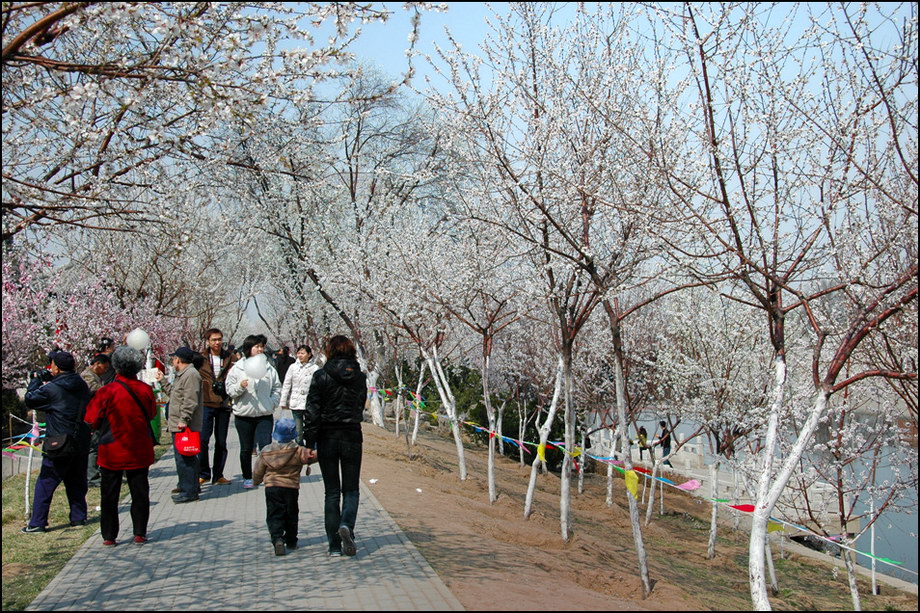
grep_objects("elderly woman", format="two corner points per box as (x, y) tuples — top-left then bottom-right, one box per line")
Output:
(304, 335), (367, 557)
(84, 346), (157, 546)
(225, 334), (281, 489)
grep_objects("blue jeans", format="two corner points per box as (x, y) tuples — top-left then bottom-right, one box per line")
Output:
(317, 438), (362, 552)
(173, 433), (200, 499)
(199, 405), (231, 481)
(234, 415), (273, 479)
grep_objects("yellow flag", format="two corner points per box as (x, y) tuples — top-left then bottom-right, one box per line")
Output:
(767, 521), (784, 534)
(625, 470), (639, 499)
(538, 442), (546, 462)
(572, 447), (582, 458)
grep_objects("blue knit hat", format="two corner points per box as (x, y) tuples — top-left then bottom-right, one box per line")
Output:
(272, 418), (296, 443)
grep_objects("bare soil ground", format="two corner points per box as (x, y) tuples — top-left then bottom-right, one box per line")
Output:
(361, 423), (917, 611)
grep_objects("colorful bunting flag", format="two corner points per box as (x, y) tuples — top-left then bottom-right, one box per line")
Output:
(625, 470), (639, 499)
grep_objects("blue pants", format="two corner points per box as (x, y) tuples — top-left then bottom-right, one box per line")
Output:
(29, 454), (88, 528)
(317, 438), (362, 552)
(198, 405), (231, 482)
(234, 415), (273, 479)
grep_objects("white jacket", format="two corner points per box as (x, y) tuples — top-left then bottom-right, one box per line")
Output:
(226, 357), (281, 418)
(280, 360), (319, 412)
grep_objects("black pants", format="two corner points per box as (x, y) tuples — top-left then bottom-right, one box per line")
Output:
(317, 437), (362, 552)
(100, 466), (150, 541)
(265, 486), (299, 545)
(234, 415), (273, 479)
(199, 405), (231, 481)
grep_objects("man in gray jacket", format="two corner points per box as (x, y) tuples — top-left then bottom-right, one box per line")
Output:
(164, 347), (203, 503)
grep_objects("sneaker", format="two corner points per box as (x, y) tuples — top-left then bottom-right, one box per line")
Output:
(242, 479), (254, 489)
(133, 535), (149, 545)
(338, 526), (357, 557)
(20, 525), (46, 534)
(328, 549), (343, 557)
(273, 540), (286, 556)
(103, 540), (117, 547)
(70, 519), (87, 527)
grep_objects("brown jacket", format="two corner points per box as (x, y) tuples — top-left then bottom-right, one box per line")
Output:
(199, 350), (237, 408)
(253, 441), (311, 489)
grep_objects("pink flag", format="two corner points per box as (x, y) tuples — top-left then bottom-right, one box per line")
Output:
(676, 479), (701, 491)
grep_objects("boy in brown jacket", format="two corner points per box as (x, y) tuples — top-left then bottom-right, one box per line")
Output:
(253, 418), (311, 555)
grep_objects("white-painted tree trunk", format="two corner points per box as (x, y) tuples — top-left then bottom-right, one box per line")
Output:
(482, 353), (498, 504)
(524, 355), (564, 519)
(707, 460), (720, 559)
(844, 545), (862, 611)
(644, 461), (660, 526)
(410, 359), (427, 446)
(614, 349), (651, 597)
(751, 361), (834, 610)
(577, 430), (586, 495)
(559, 348), (576, 541)
(765, 536), (779, 596)
(497, 400), (506, 456)
(422, 347), (467, 481)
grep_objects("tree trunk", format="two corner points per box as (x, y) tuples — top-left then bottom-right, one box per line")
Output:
(411, 359), (427, 446)
(577, 429), (586, 495)
(644, 460), (660, 526)
(524, 354), (564, 519)
(765, 536), (779, 596)
(482, 353), (497, 503)
(844, 545), (862, 611)
(423, 347), (467, 481)
(613, 340), (651, 598)
(560, 345), (576, 541)
(707, 459), (720, 559)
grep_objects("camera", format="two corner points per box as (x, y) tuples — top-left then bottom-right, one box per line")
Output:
(31, 369), (53, 382)
(212, 380), (227, 398)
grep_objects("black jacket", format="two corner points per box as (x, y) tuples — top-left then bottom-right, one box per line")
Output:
(303, 358), (366, 448)
(25, 371), (92, 449)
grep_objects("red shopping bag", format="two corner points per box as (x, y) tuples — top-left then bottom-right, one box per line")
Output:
(175, 427), (201, 456)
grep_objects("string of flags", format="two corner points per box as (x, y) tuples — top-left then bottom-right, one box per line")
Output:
(370, 384), (915, 575)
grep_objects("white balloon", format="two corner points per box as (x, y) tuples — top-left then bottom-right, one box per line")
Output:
(126, 328), (150, 351)
(243, 354), (268, 380)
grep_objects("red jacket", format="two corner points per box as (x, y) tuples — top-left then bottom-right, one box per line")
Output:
(85, 374), (156, 470)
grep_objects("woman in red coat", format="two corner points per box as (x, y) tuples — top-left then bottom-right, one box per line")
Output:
(85, 346), (157, 546)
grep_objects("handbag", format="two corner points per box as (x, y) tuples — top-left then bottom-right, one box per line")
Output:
(175, 427), (201, 456)
(43, 433), (77, 458)
(114, 380), (158, 445)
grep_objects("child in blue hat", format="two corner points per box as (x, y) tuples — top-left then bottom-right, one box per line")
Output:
(253, 418), (312, 555)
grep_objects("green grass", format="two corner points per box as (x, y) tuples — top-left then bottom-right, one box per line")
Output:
(2, 444), (168, 611)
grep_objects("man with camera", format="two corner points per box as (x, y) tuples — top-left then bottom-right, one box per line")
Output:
(21, 351), (92, 533)
(197, 328), (237, 486)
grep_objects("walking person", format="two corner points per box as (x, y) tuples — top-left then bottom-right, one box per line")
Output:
(657, 420), (673, 467)
(198, 328), (237, 486)
(280, 345), (319, 445)
(158, 346), (204, 503)
(21, 351), (92, 533)
(226, 334), (281, 489)
(84, 347), (157, 546)
(253, 418), (312, 556)
(304, 335), (366, 557)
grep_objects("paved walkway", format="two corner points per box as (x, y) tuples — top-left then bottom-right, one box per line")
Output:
(27, 431), (464, 611)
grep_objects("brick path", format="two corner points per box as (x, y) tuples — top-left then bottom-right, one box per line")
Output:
(27, 430), (463, 611)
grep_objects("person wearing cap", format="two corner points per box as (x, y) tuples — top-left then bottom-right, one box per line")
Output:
(81, 353), (112, 488)
(159, 346), (204, 503)
(253, 418), (312, 556)
(21, 351), (92, 533)
(96, 337), (117, 385)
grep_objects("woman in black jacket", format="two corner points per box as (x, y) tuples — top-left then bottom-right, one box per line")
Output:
(303, 335), (367, 556)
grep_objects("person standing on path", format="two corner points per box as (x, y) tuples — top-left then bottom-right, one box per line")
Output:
(81, 353), (111, 489)
(304, 335), (366, 557)
(253, 418), (312, 556)
(84, 347), (157, 546)
(657, 420), (673, 467)
(280, 344), (319, 446)
(159, 346), (204, 503)
(21, 350), (92, 533)
(198, 328), (237, 486)
(225, 334), (281, 489)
